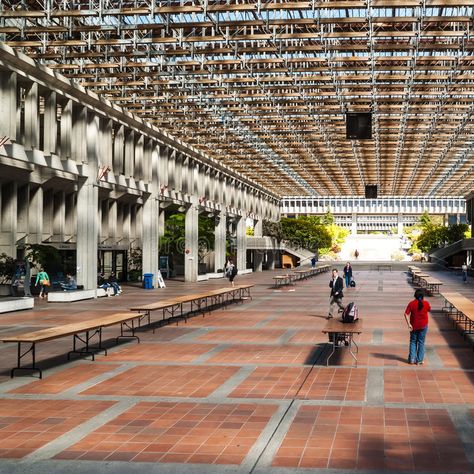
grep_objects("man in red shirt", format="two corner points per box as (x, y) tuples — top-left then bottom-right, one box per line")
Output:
(404, 289), (431, 365)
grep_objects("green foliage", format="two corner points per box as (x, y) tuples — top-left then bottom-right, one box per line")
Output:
(445, 223), (470, 243)
(246, 226), (254, 236)
(128, 247), (142, 281)
(410, 213), (470, 253)
(280, 216), (331, 252)
(262, 220), (284, 241)
(25, 244), (72, 274)
(319, 223), (350, 256)
(160, 213), (215, 263)
(321, 208), (334, 225)
(0, 253), (15, 284)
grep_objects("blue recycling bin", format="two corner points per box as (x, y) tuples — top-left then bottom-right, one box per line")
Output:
(143, 273), (154, 289)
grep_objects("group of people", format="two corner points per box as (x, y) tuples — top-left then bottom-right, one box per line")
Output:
(98, 272), (122, 296)
(30, 269), (122, 298)
(328, 264), (430, 365)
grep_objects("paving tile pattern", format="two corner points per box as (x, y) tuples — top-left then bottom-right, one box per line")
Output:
(0, 399), (114, 458)
(385, 369), (474, 404)
(0, 267), (472, 472)
(273, 406), (471, 471)
(230, 367), (366, 401)
(56, 402), (277, 464)
(81, 365), (239, 398)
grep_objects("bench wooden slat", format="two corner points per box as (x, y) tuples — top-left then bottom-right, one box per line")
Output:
(0, 312), (146, 343)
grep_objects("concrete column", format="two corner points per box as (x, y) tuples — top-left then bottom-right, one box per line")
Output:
(124, 130), (135, 177)
(76, 113), (99, 290)
(159, 145), (169, 187)
(142, 146), (159, 286)
(114, 125), (124, 174)
(65, 192), (75, 239)
(158, 208), (165, 238)
(61, 99), (73, 159)
(397, 213), (404, 235)
(108, 200), (117, 241)
(17, 184), (29, 236)
(351, 212), (357, 235)
(267, 250), (275, 270)
(0, 182), (18, 256)
(236, 216), (247, 272)
(24, 82), (39, 149)
(53, 191), (65, 242)
(253, 219), (263, 272)
(185, 198), (199, 282)
(142, 196), (159, 285)
(0, 70), (17, 140)
(168, 149), (176, 189)
(72, 104), (87, 163)
(28, 185), (43, 244)
(43, 91), (57, 155)
(214, 212), (227, 273)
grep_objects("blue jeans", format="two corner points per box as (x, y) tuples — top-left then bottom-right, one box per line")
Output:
(409, 326), (428, 363)
(344, 275), (351, 288)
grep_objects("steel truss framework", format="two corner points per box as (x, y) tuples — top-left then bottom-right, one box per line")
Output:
(1, 0), (474, 197)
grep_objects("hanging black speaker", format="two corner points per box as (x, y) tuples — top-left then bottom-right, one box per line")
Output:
(365, 185), (378, 199)
(346, 112), (372, 139)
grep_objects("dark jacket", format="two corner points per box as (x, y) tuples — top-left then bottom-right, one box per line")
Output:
(329, 276), (344, 298)
(343, 265), (352, 278)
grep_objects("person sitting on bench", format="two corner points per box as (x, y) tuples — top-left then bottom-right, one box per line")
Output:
(107, 272), (121, 296)
(60, 273), (77, 291)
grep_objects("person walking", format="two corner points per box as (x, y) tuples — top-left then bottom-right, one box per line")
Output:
(404, 289), (431, 365)
(311, 256), (316, 268)
(225, 259), (238, 287)
(343, 262), (353, 288)
(328, 268), (344, 319)
(354, 249), (359, 260)
(461, 262), (468, 283)
(35, 267), (50, 299)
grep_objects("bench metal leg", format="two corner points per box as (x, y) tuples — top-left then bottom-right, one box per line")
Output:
(116, 320), (140, 343)
(11, 342), (42, 379)
(68, 329), (106, 361)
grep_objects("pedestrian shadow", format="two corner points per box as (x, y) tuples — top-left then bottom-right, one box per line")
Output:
(371, 353), (408, 364)
(304, 344), (327, 365)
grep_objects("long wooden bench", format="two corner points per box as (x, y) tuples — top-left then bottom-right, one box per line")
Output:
(420, 277), (443, 295)
(130, 285), (253, 328)
(273, 274), (294, 287)
(440, 292), (474, 342)
(273, 264), (330, 287)
(1, 312), (147, 378)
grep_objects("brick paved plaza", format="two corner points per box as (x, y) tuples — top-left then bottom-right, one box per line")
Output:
(0, 266), (473, 473)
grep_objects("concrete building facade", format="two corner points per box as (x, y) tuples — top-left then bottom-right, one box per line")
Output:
(0, 50), (280, 288)
(282, 196), (467, 234)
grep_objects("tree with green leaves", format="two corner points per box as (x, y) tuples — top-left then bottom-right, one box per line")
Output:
(159, 213), (215, 264)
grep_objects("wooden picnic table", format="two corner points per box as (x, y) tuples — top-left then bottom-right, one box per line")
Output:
(440, 292), (474, 340)
(1, 312), (146, 378)
(420, 277), (443, 295)
(130, 285), (253, 328)
(322, 319), (363, 367)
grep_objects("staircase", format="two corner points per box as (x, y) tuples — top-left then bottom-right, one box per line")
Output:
(245, 236), (314, 263)
(429, 238), (474, 264)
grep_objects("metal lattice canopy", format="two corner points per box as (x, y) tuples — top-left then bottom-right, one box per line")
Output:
(1, 1), (474, 197)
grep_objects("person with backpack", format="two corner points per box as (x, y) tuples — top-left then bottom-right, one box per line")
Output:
(225, 259), (238, 287)
(404, 289), (431, 365)
(343, 262), (353, 288)
(328, 268), (344, 319)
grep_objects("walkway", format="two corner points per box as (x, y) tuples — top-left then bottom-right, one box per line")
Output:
(0, 267), (473, 473)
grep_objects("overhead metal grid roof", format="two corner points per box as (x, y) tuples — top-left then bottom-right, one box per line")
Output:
(1, 0), (474, 197)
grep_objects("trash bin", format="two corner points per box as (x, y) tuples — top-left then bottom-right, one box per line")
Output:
(143, 273), (154, 289)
